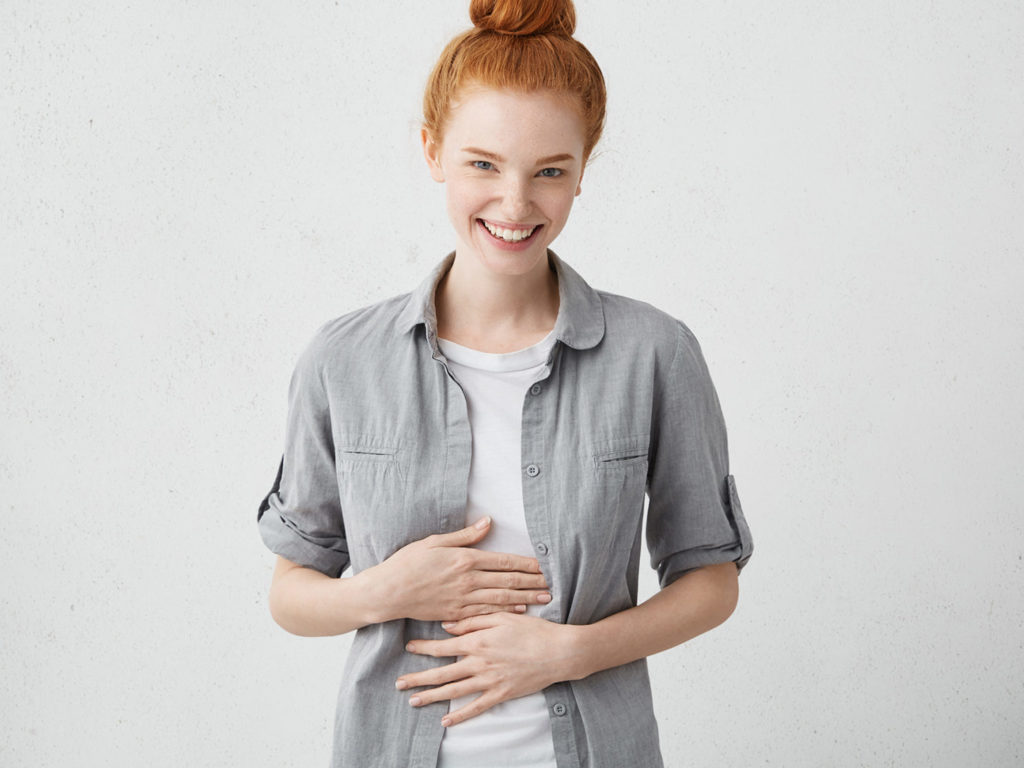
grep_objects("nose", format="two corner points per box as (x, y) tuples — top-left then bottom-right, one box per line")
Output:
(500, 174), (532, 222)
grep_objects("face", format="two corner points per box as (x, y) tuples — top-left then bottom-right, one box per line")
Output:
(422, 86), (587, 279)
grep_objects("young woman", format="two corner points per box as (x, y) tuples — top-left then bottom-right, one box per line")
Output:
(257, 1), (753, 766)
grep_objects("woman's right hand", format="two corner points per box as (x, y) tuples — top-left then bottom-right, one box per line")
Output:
(368, 517), (551, 623)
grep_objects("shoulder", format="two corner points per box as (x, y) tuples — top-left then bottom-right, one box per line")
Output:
(594, 288), (705, 364)
(294, 291), (412, 376)
(591, 290), (721, 413)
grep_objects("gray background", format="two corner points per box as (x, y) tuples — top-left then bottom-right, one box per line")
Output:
(2, 1), (1022, 766)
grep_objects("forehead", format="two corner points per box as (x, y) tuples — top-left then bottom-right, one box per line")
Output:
(442, 87), (585, 155)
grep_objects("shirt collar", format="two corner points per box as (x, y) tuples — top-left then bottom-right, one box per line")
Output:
(395, 249), (605, 350)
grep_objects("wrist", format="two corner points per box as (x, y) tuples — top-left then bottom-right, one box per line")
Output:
(350, 563), (397, 625)
(563, 622), (598, 682)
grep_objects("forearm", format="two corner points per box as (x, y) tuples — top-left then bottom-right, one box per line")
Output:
(566, 561), (739, 680)
(268, 559), (389, 637)
(267, 521), (554, 637)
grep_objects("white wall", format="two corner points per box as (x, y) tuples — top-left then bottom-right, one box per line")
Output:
(2, 1), (1022, 765)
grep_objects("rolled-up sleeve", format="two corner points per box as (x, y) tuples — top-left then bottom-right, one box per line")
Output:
(646, 323), (753, 587)
(257, 330), (350, 578)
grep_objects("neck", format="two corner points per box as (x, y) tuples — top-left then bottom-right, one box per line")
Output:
(435, 250), (559, 349)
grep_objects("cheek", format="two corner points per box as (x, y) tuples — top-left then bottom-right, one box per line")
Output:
(445, 182), (484, 224)
(544, 188), (577, 223)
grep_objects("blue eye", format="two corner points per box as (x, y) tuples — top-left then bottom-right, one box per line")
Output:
(539, 168), (563, 178)
(472, 160), (494, 171)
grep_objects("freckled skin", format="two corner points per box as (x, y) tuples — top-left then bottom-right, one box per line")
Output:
(421, 86), (586, 285)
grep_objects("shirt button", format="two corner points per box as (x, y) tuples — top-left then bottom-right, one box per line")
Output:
(552, 703), (567, 717)
(525, 464), (540, 478)
(535, 542), (549, 556)
(530, 384), (542, 396)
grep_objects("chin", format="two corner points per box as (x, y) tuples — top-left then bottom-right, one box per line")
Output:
(475, 244), (552, 277)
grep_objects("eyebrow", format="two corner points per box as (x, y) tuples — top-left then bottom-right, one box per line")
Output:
(461, 147), (576, 165)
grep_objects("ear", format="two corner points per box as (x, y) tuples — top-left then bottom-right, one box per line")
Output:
(421, 128), (445, 183)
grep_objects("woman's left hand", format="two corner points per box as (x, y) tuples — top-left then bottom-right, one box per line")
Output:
(397, 612), (584, 727)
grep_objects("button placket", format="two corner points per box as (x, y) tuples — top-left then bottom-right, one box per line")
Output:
(426, 328), (473, 538)
(520, 357), (558, 625)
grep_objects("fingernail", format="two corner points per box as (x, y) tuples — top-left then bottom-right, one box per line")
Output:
(442, 621), (455, 629)
(406, 642), (415, 652)
(441, 717), (452, 727)
(538, 593), (551, 603)
(395, 680), (408, 690)
(474, 516), (491, 529)
(514, 604), (526, 612)
(409, 696), (421, 707)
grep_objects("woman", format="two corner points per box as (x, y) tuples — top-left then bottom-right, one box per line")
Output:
(257, 1), (753, 766)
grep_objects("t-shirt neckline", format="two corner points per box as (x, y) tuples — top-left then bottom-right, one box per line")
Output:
(436, 329), (556, 373)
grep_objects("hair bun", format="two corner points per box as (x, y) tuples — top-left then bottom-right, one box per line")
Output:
(469, 0), (576, 37)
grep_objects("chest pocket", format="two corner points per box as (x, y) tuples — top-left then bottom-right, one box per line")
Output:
(338, 443), (404, 478)
(586, 435), (650, 550)
(594, 446), (649, 472)
(335, 436), (409, 557)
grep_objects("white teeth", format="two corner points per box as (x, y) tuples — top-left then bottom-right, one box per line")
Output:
(483, 220), (536, 242)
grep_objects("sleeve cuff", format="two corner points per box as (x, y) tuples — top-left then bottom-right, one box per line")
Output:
(657, 539), (752, 587)
(657, 474), (754, 587)
(257, 502), (351, 578)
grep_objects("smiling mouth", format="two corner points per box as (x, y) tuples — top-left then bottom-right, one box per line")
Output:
(478, 219), (541, 243)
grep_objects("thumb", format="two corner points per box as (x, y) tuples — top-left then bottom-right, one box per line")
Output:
(431, 516), (491, 547)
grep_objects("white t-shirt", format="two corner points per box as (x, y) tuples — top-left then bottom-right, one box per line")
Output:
(434, 330), (558, 768)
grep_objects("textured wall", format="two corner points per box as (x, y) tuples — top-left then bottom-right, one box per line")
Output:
(2, 1), (1022, 765)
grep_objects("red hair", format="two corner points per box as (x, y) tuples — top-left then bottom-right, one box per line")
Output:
(423, 0), (607, 163)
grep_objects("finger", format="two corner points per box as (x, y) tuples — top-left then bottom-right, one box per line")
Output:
(474, 550), (543, 574)
(469, 588), (552, 607)
(471, 570), (549, 591)
(427, 517), (491, 548)
(406, 637), (464, 658)
(396, 657), (473, 691)
(408, 678), (487, 709)
(442, 613), (504, 635)
(442, 690), (504, 727)
(452, 603), (526, 621)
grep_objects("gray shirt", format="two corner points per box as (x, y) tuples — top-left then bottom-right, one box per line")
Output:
(257, 250), (754, 768)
